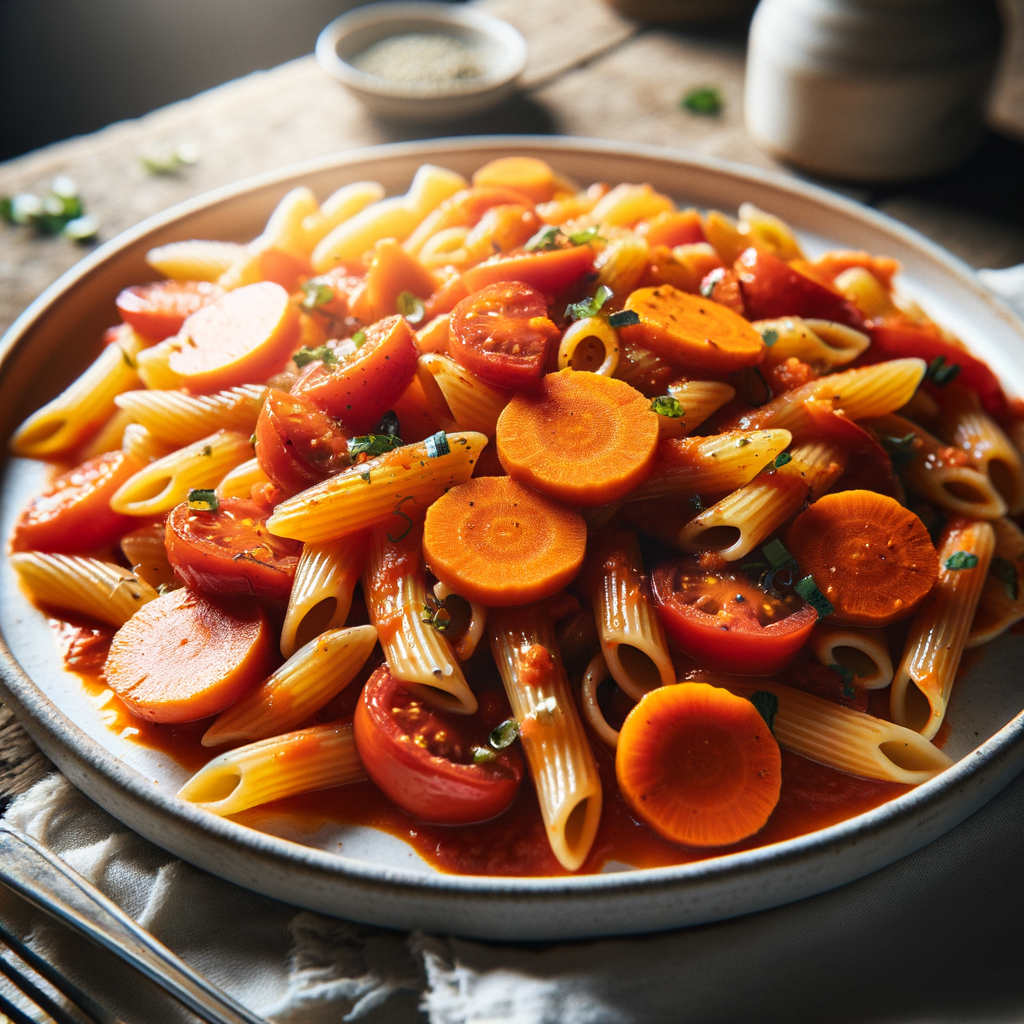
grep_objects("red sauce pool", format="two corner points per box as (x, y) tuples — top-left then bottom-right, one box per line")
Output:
(52, 619), (910, 878)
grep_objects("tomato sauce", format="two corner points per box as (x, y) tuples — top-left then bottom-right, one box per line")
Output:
(51, 618), (908, 878)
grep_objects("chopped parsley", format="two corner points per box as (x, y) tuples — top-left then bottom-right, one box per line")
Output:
(945, 551), (979, 571)
(681, 86), (723, 116)
(925, 354), (961, 387)
(568, 225), (602, 245)
(396, 290), (426, 324)
(421, 596), (452, 632)
(761, 328), (779, 347)
(489, 718), (519, 749)
(348, 433), (403, 458)
(386, 496), (417, 543)
(991, 556), (1019, 600)
(773, 451), (792, 468)
(750, 691), (778, 733)
(736, 437), (751, 448)
(472, 746), (496, 764)
(649, 395), (685, 418)
(762, 538), (796, 570)
(524, 225), (563, 252)
(187, 488), (219, 512)
(1, 177), (97, 241)
(880, 431), (918, 470)
(425, 431), (450, 458)
(352, 330), (367, 347)
(700, 267), (725, 298)
(300, 279), (334, 310)
(607, 309), (640, 328)
(795, 575), (834, 617)
(293, 344), (339, 368)
(565, 285), (612, 321)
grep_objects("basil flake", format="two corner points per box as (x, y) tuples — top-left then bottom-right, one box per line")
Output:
(945, 551), (979, 571)
(650, 395), (685, 418)
(472, 746), (496, 764)
(750, 691), (778, 733)
(681, 86), (723, 116)
(565, 285), (613, 321)
(489, 718), (519, 749)
(568, 226), (602, 245)
(761, 328), (779, 347)
(608, 309), (640, 328)
(396, 290), (425, 324)
(774, 451), (792, 468)
(352, 330), (367, 348)
(425, 431), (450, 458)
(795, 575), (834, 617)
(348, 433), (403, 458)
(880, 431), (918, 470)
(525, 225), (563, 252)
(293, 345), (339, 368)
(187, 488), (219, 512)
(991, 555), (1019, 600)
(925, 355), (961, 387)
(300, 279), (334, 310)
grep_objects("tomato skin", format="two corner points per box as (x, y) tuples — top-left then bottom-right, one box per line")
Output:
(449, 282), (559, 389)
(652, 556), (818, 675)
(11, 450), (144, 554)
(115, 280), (224, 341)
(354, 664), (524, 825)
(165, 497), (302, 603)
(461, 244), (595, 295)
(254, 388), (350, 494)
(735, 248), (865, 328)
(293, 315), (418, 432)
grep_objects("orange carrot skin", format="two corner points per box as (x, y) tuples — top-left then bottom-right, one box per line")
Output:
(471, 158), (559, 204)
(496, 369), (659, 506)
(105, 589), (276, 723)
(616, 682), (782, 847)
(361, 238), (437, 323)
(785, 489), (939, 626)
(422, 475), (587, 607)
(461, 244), (595, 295)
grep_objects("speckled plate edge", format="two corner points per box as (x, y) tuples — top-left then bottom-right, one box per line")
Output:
(2, 136), (1023, 941)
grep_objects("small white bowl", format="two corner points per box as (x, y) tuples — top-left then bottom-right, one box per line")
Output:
(316, 2), (528, 122)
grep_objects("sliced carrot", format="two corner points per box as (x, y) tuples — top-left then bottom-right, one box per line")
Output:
(637, 209), (706, 248)
(471, 157), (558, 203)
(616, 682), (782, 847)
(422, 475), (587, 607)
(461, 244), (594, 295)
(168, 281), (299, 392)
(784, 489), (939, 626)
(425, 270), (469, 319)
(105, 589), (276, 723)
(620, 284), (764, 373)
(359, 238), (437, 323)
(496, 369), (659, 506)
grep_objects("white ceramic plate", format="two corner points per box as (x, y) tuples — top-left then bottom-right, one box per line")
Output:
(2, 137), (1024, 941)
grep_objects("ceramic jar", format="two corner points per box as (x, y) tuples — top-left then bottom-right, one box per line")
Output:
(744, 0), (1002, 182)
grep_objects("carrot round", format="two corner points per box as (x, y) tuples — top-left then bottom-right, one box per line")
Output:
(422, 475), (587, 606)
(168, 281), (299, 392)
(619, 284), (765, 373)
(105, 589), (275, 723)
(616, 682), (782, 847)
(496, 368), (659, 506)
(461, 244), (594, 295)
(784, 489), (939, 626)
(471, 156), (558, 203)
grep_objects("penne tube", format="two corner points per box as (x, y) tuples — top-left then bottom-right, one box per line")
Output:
(833, 266), (898, 320)
(121, 423), (177, 463)
(891, 518), (995, 739)
(110, 429), (253, 516)
(146, 240), (248, 281)
(583, 183), (674, 228)
(583, 529), (674, 701)
(77, 407), (133, 462)
(134, 336), (186, 391)
(711, 676), (952, 785)
(865, 414), (1007, 520)
(490, 604), (603, 872)
(580, 651), (621, 749)
(178, 721), (366, 816)
(10, 552), (157, 627)
(120, 521), (177, 590)
(364, 521), (477, 714)
(557, 317), (620, 376)
(737, 202), (805, 260)
(679, 440), (843, 560)
(754, 317), (870, 370)
(419, 354), (510, 435)
(302, 181), (386, 249)
(968, 517), (1024, 647)
(555, 603), (601, 675)
(389, 364), (457, 441)
(665, 379), (735, 434)
(280, 536), (366, 657)
(808, 624), (893, 689)
(266, 431), (486, 544)
(11, 329), (145, 457)
(252, 186), (319, 262)
(115, 384), (267, 447)
(593, 233), (649, 296)
(215, 457), (270, 501)
(202, 625), (379, 746)
(614, 340), (676, 396)
(935, 384), (1024, 515)
(629, 429), (792, 502)
(432, 581), (487, 662)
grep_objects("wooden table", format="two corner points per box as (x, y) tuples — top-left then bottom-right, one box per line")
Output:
(2, 0), (1024, 826)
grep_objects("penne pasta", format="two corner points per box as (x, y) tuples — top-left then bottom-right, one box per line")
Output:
(555, 603), (601, 675)
(665, 379), (736, 434)
(10, 552), (157, 627)
(584, 183), (674, 229)
(121, 423), (177, 463)
(302, 181), (387, 249)
(251, 186), (319, 262)
(808, 624), (893, 689)
(419, 354), (510, 435)
(584, 529), (675, 700)
(77, 407), (133, 462)
(115, 385), (268, 447)
(146, 239), (248, 282)
(968, 516), (1024, 647)
(280, 536), (366, 657)
(266, 431), (486, 544)
(580, 651), (621, 749)
(593, 233), (649, 296)
(363, 521), (477, 715)
(11, 329), (145, 457)
(432, 581), (487, 662)
(178, 721), (366, 816)
(120, 521), (177, 591)
(110, 429), (253, 516)
(737, 202), (805, 260)
(134, 335), (186, 391)
(490, 603), (603, 872)
(557, 317), (620, 376)
(202, 625), (379, 746)
(891, 518), (995, 739)
(214, 456), (270, 501)
(679, 440), (843, 560)
(754, 317), (870, 370)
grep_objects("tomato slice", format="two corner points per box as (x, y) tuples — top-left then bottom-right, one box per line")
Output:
(735, 248), (865, 328)
(461, 244), (595, 295)
(166, 497), (302, 603)
(115, 280), (224, 341)
(11, 450), (143, 554)
(254, 388), (350, 494)
(293, 314), (419, 432)
(354, 664), (524, 824)
(652, 555), (817, 675)
(449, 282), (559, 389)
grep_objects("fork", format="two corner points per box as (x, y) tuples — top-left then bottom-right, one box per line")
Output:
(0, 823), (268, 1024)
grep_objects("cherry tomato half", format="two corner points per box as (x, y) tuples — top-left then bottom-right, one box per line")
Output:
(165, 497), (302, 604)
(293, 314), (418, 432)
(254, 388), (350, 495)
(354, 664), (524, 825)
(449, 282), (559, 389)
(115, 280), (224, 341)
(652, 555), (817, 675)
(11, 449), (143, 554)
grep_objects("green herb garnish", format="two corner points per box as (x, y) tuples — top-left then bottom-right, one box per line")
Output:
(421, 596), (452, 632)
(991, 555), (1019, 600)
(524, 225), (563, 252)
(736, 437), (751, 448)
(293, 345), (339, 368)
(396, 291), (426, 324)
(387, 496), (416, 544)
(1, 178), (97, 241)
(774, 451), (792, 468)
(608, 309), (640, 328)
(762, 538), (796, 570)
(681, 86), (723, 116)
(750, 691), (778, 733)
(945, 551), (979, 571)
(352, 330), (367, 347)
(568, 226), (602, 245)
(348, 433), (403, 458)
(700, 267), (725, 298)
(649, 395), (685, 419)
(880, 431), (918, 470)
(795, 575), (834, 617)
(489, 718), (519, 749)
(688, 494), (704, 513)
(300, 279), (334, 310)
(425, 431), (450, 458)
(472, 746), (496, 764)
(139, 143), (197, 176)
(187, 488), (219, 512)
(925, 355), (961, 387)
(565, 285), (613, 321)
(761, 328), (779, 347)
